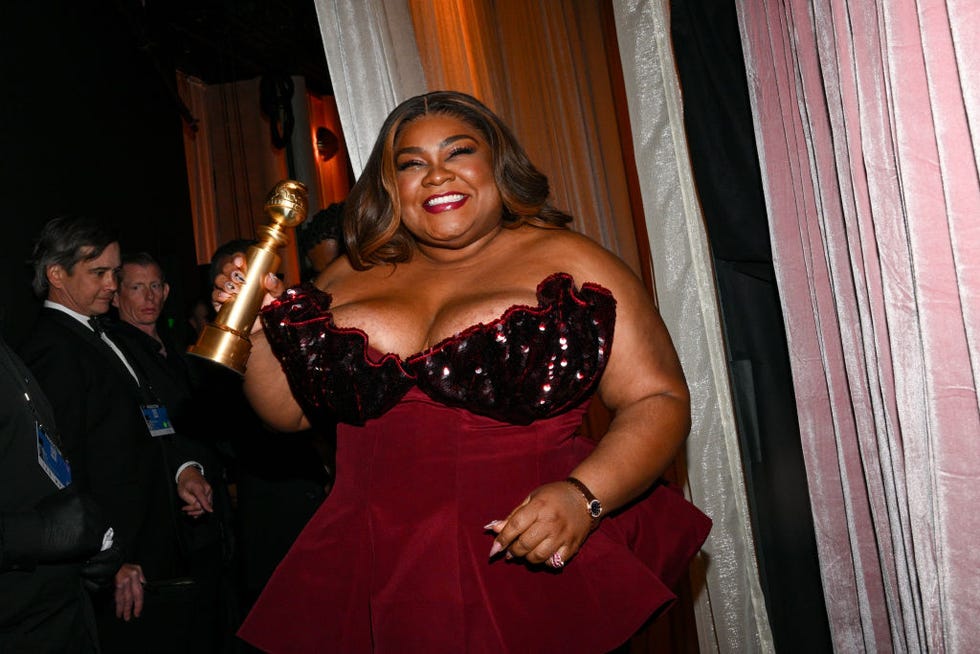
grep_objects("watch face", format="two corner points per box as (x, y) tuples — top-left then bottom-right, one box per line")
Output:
(588, 499), (602, 518)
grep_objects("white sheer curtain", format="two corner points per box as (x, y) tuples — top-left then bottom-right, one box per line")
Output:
(613, 2), (774, 652)
(312, 0), (426, 176)
(737, 0), (980, 651)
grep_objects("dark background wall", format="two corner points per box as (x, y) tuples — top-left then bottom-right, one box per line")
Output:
(1, 0), (200, 348)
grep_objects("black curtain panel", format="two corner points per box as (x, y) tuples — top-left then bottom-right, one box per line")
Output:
(670, 2), (831, 651)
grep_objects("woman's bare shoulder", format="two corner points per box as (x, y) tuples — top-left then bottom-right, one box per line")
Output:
(521, 227), (639, 288)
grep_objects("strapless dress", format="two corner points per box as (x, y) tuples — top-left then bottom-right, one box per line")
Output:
(237, 273), (710, 653)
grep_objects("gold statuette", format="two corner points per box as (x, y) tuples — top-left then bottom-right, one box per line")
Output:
(189, 179), (308, 374)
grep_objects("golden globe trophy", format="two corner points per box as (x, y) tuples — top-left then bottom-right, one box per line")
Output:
(189, 179), (308, 374)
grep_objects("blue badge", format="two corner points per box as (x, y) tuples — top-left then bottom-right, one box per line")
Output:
(36, 422), (72, 489)
(141, 404), (176, 437)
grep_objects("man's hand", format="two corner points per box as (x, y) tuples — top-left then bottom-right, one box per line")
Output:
(177, 466), (213, 517)
(114, 562), (145, 621)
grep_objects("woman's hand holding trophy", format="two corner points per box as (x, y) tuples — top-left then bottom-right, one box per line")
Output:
(189, 179), (307, 375)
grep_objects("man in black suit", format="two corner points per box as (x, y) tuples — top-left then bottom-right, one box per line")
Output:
(19, 215), (215, 653)
(110, 253), (199, 450)
(0, 334), (118, 653)
(110, 251), (236, 652)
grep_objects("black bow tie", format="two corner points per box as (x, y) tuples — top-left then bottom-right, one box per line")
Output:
(88, 316), (105, 336)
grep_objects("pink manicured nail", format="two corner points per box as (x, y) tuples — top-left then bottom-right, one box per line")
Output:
(483, 520), (501, 530)
(488, 541), (503, 558)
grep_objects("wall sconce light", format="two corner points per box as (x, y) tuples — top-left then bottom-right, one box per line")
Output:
(315, 126), (339, 162)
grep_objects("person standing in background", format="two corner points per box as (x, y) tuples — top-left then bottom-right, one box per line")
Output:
(0, 332), (117, 654)
(297, 202), (346, 281)
(110, 251), (235, 653)
(19, 215), (215, 654)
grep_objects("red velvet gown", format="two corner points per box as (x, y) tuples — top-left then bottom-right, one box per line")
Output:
(237, 274), (711, 653)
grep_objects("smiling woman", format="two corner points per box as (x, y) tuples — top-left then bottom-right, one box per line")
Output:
(214, 91), (710, 653)
(344, 91), (572, 270)
(393, 114), (503, 250)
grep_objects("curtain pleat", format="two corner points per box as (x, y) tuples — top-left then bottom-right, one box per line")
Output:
(177, 73), (219, 265)
(737, 0), (980, 650)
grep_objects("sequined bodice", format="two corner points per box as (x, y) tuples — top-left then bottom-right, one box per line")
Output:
(259, 273), (616, 426)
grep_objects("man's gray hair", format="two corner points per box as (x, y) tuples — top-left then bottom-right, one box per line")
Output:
(31, 215), (118, 298)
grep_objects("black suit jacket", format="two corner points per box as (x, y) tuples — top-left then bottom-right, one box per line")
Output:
(18, 308), (187, 580)
(0, 335), (98, 653)
(107, 321), (227, 554)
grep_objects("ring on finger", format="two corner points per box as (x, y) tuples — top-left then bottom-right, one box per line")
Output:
(550, 551), (565, 569)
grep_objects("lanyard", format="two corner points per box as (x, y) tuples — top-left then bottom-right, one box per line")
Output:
(0, 339), (61, 445)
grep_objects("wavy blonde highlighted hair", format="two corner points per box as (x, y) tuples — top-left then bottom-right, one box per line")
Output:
(344, 91), (571, 270)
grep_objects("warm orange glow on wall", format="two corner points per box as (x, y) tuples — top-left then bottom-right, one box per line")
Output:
(407, 0), (642, 277)
(180, 71), (352, 283)
(306, 93), (352, 209)
(409, 0), (504, 110)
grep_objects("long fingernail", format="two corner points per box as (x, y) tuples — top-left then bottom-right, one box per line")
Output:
(483, 520), (501, 531)
(488, 541), (503, 558)
(231, 271), (246, 284)
(224, 282), (236, 292)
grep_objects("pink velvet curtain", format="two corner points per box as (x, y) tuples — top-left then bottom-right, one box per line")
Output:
(736, 0), (980, 651)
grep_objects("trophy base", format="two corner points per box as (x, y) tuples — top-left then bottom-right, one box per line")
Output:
(187, 323), (251, 375)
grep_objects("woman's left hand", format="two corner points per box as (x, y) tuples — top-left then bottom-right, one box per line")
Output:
(485, 480), (596, 569)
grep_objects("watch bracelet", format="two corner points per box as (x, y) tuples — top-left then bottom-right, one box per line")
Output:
(563, 476), (602, 523)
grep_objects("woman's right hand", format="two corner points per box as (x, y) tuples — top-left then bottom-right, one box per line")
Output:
(211, 252), (309, 432)
(211, 254), (285, 331)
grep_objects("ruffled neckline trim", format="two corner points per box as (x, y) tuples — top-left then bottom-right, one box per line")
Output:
(266, 272), (613, 374)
